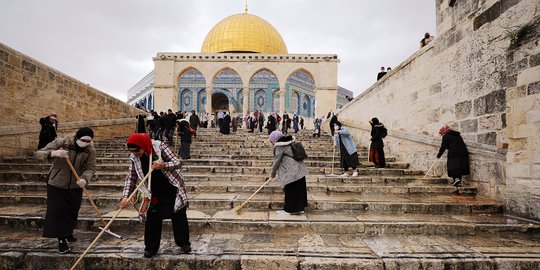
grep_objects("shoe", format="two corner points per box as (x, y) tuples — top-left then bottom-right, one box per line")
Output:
(58, 240), (70, 254)
(275, 210), (290, 215)
(340, 172), (349, 177)
(144, 250), (157, 258)
(352, 171), (358, 177)
(291, 211), (305, 215)
(66, 235), (77, 243)
(181, 245), (192, 254)
(452, 178), (462, 187)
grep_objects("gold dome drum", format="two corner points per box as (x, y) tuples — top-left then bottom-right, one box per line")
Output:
(201, 13), (288, 54)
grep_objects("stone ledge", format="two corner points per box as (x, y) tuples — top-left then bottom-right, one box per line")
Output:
(0, 118), (135, 136)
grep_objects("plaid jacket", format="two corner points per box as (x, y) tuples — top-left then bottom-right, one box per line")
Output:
(122, 140), (188, 212)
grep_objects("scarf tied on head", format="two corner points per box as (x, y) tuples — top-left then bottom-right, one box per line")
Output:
(126, 133), (154, 156)
(439, 125), (451, 135)
(268, 130), (284, 143)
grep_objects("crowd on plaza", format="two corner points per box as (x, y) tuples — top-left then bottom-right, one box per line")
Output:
(35, 104), (469, 257)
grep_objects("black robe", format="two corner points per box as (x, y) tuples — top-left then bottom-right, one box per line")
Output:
(220, 115), (231, 134)
(437, 131), (470, 177)
(38, 117), (57, 149)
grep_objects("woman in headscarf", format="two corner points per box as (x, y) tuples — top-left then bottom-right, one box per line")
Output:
(119, 133), (191, 258)
(436, 125), (470, 186)
(269, 131), (308, 215)
(34, 127), (96, 254)
(38, 112), (58, 149)
(220, 112), (231, 134)
(369, 117), (386, 168)
(333, 121), (360, 177)
(177, 119), (192, 159)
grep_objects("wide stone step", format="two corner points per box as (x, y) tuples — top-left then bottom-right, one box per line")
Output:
(0, 207), (537, 236)
(0, 181), (476, 196)
(0, 192), (500, 214)
(1, 228), (540, 270)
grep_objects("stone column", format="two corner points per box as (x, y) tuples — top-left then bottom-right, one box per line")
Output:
(314, 87), (338, 119)
(192, 89), (198, 113)
(242, 84), (250, 116)
(279, 81), (286, 114)
(205, 84), (213, 114)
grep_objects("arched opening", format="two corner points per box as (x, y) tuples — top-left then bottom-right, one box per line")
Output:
(213, 69), (242, 114)
(178, 68), (206, 112)
(286, 70), (315, 117)
(272, 89), (280, 112)
(249, 69), (279, 113)
(302, 95), (311, 118)
(212, 92), (229, 112)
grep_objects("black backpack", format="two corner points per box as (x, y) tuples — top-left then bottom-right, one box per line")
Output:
(381, 127), (388, 138)
(288, 141), (308, 161)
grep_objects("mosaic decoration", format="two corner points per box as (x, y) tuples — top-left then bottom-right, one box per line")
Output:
(302, 95), (311, 117)
(286, 70), (315, 117)
(178, 68), (206, 112)
(237, 89), (243, 108)
(197, 89), (206, 113)
(249, 70), (278, 112)
(180, 89), (193, 112)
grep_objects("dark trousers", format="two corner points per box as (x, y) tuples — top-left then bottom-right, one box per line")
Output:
(369, 147), (386, 168)
(144, 206), (190, 252)
(283, 177), (308, 213)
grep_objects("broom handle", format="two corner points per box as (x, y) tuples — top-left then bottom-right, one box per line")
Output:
(238, 177), (272, 209)
(331, 147), (335, 175)
(70, 168), (153, 270)
(423, 160), (437, 179)
(64, 158), (107, 227)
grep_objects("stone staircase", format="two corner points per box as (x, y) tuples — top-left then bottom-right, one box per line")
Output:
(0, 128), (539, 269)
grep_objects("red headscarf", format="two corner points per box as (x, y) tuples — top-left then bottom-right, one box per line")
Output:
(126, 133), (153, 156)
(438, 125), (451, 135)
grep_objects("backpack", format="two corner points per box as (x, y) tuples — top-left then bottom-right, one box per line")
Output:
(288, 141), (308, 161)
(381, 127), (388, 138)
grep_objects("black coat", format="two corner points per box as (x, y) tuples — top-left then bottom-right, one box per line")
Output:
(178, 124), (192, 143)
(267, 115), (277, 134)
(38, 116), (57, 149)
(220, 115), (231, 134)
(189, 114), (199, 128)
(437, 131), (470, 177)
(370, 124), (385, 149)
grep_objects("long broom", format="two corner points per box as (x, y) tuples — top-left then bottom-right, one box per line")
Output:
(232, 177), (273, 214)
(422, 160), (437, 179)
(64, 158), (122, 239)
(70, 168), (153, 270)
(325, 147), (337, 177)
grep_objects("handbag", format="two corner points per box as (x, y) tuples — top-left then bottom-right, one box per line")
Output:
(131, 153), (153, 223)
(188, 125), (196, 135)
(132, 184), (151, 222)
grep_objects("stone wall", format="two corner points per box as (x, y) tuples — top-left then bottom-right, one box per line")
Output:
(334, 0), (540, 219)
(0, 42), (142, 159)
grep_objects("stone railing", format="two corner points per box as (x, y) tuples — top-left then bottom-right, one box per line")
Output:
(0, 118), (136, 161)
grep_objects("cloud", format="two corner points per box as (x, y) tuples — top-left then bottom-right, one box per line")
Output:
(0, 0), (435, 101)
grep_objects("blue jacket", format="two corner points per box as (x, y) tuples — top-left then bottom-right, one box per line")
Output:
(334, 127), (358, 155)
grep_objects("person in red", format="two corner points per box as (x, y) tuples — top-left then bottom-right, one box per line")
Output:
(119, 133), (191, 258)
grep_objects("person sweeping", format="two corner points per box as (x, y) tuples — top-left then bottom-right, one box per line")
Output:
(119, 133), (191, 258)
(34, 127), (96, 254)
(268, 131), (308, 215)
(436, 125), (470, 186)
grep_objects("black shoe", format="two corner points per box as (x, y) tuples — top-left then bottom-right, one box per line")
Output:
(452, 178), (462, 187)
(180, 245), (192, 254)
(144, 250), (157, 258)
(66, 235), (77, 243)
(58, 240), (70, 254)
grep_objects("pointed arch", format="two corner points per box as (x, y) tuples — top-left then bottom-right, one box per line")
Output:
(249, 69), (279, 113)
(286, 69), (315, 117)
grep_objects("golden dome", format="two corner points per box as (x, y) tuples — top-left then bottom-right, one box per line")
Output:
(201, 13), (288, 54)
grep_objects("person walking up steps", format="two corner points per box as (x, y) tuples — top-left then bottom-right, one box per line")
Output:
(436, 125), (469, 186)
(369, 117), (387, 168)
(34, 127), (96, 254)
(269, 131), (308, 215)
(38, 112), (58, 149)
(177, 119), (192, 159)
(333, 121), (360, 177)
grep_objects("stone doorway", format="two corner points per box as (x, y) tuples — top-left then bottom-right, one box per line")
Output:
(212, 92), (229, 112)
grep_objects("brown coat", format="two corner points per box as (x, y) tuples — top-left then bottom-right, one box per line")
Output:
(34, 136), (96, 189)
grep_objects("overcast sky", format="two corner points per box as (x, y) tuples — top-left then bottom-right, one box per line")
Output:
(1, 1), (436, 102)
